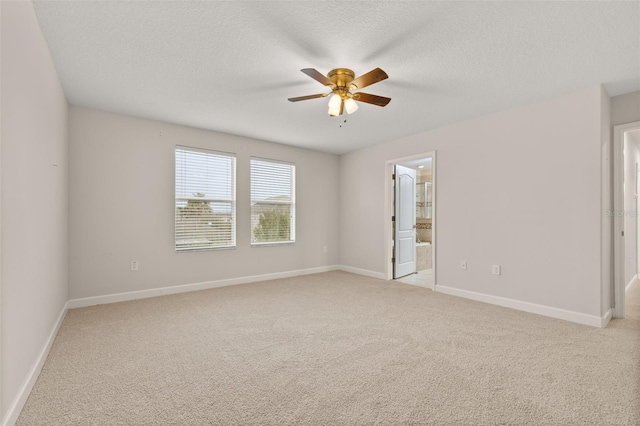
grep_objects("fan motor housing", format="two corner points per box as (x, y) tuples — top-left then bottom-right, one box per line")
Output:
(328, 68), (355, 92)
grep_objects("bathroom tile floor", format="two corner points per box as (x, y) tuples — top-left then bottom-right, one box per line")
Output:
(395, 269), (433, 289)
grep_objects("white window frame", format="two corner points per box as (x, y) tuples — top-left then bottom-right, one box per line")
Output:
(250, 157), (296, 246)
(175, 145), (236, 251)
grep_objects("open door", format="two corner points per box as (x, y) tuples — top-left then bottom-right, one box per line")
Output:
(394, 165), (416, 278)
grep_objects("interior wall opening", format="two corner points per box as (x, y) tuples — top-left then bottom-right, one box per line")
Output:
(614, 122), (640, 319)
(385, 153), (435, 289)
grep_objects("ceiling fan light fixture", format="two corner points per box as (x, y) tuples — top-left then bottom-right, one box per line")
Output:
(328, 94), (342, 116)
(328, 93), (341, 107)
(290, 67), (390, 117)
(344, 98), (358, 114)
(328, 103), (342, 117)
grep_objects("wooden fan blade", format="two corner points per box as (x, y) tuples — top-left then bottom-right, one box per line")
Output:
(351, 68), (388, 90)
(288, 93), (328, 102)
(352, 92), (391, 107)
(301, 68), (335, 87)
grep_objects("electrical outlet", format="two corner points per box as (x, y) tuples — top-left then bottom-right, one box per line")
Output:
(460, 260), (467, 270)
(492, 264), (501, 276)
(323, 246), (328, 253)
(131, 260), (139, 271)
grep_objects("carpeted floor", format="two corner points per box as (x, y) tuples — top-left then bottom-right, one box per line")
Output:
(17, 271), (640, 425)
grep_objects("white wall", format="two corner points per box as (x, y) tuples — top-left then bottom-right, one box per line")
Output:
(611, 91), (640, 127)
(0, 1), (3, 416)
(69, 107), (339, 299)
(1, 1), (69, 422)
(340, 86), (604, 317)
(600, 87), (611, 317)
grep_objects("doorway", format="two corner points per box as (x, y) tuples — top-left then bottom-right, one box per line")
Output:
(385, 152), (436, 289)
(613, 121), (640, 318)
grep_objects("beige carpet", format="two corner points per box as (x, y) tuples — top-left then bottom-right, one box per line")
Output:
(17, 271), (640, 425)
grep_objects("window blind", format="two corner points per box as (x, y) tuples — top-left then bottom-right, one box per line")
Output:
(175, 146), (235, 251)
(250, 158), (295, 244)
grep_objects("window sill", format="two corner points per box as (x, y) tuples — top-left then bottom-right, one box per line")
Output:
(251, 241), (295, 248)
(176, 245), (236, 253)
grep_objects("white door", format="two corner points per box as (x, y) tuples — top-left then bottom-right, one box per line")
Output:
(394, 165), (416, 278)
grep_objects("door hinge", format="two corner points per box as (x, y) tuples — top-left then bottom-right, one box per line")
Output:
(392, 173), (395, 180)
(391, 257), (395, 263)
(622, 230), (625, 236)
(392, 215), (395, 221)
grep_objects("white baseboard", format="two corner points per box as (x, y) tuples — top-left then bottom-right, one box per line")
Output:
(435, 285), (607, 328)
(3, 301), (69, 426)
(601, 308), (613, 328)
(626, 274), (638, 295)
(338, 265), (387, 280)
(68, 265), (340, 309)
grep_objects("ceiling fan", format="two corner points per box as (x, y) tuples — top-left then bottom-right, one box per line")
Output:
(288, 68), (391, 117)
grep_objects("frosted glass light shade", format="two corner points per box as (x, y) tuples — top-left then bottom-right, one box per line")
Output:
(328, 94), (342, 116)
(328, 94), (341, 108)
(344, 98), (358, 114)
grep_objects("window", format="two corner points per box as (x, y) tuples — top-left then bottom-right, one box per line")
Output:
(250, 158), (295, 245)
(175, 146), (235, 251)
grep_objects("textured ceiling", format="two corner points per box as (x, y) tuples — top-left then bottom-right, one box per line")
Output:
(33, 1), (639, 154)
